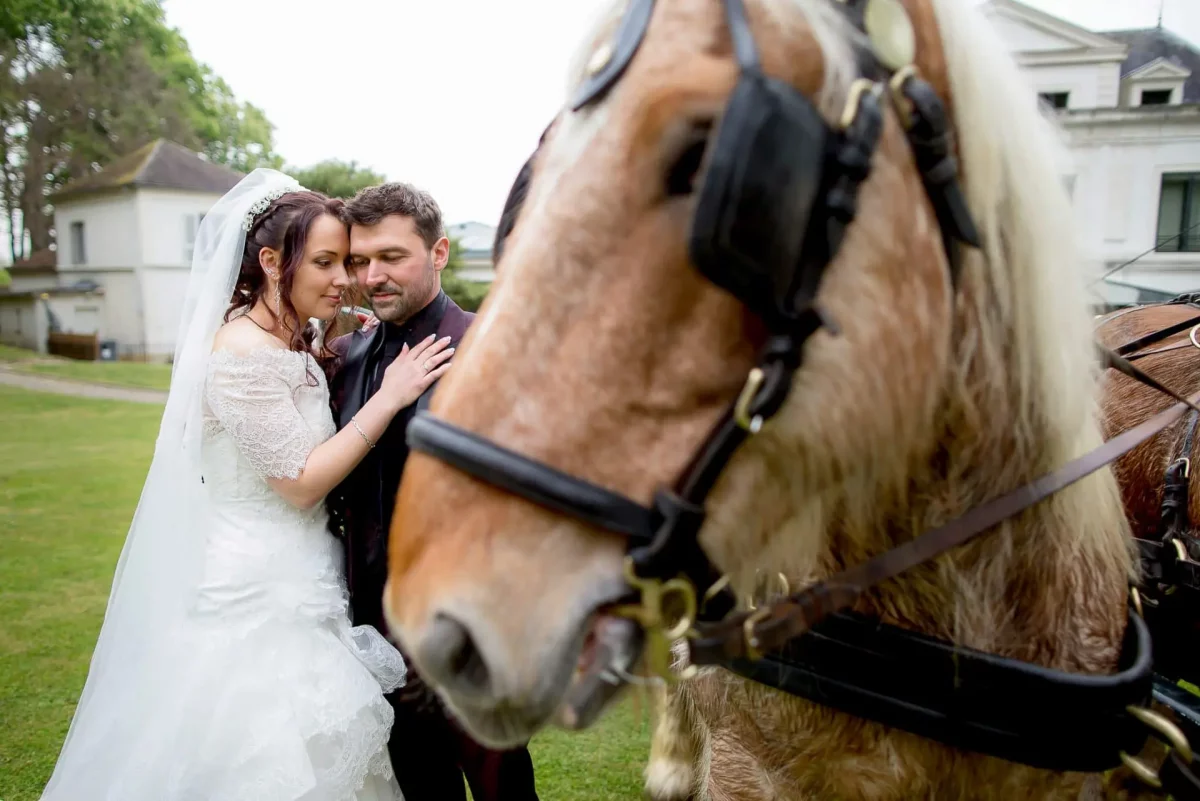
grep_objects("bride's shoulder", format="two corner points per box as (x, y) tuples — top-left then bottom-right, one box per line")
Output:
(209, 318), (310, 372)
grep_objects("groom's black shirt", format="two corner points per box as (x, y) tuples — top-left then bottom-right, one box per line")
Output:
(327, 289), (470, 634)
(372, 290), (449, 536)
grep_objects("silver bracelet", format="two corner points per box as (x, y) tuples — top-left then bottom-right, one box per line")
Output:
(350, 417), (375, 449)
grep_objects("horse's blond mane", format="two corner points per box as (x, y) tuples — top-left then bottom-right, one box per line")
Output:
(929, 0), (1101, 460)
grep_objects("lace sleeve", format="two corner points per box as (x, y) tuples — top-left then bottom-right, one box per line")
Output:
(205, 350), (315, 480)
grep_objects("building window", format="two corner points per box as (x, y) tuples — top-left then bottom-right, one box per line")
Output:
(1157, 173), (1200, 253)
(1140, 89), (1172, 106)
(69, 221), (86, 265)
(183, 214), (202, 263)
(1039, 91), (1069, 110)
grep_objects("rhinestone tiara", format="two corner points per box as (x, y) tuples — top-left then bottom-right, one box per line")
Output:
(241, 184), (307, 233)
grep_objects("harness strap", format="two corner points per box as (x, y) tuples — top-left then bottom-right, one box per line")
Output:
(721, 609), (1153, 773)
(687, 385), (1200, 665)
(1116, 313), (1200, 356)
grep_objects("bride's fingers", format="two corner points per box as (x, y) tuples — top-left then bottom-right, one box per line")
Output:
(399, 342), (409, 357)
(408, 334), (442, 359)
(422, 347), (455, 371)
(420, 362), (452, 388)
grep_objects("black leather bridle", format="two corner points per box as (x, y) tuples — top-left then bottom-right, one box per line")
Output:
(404, 0), (1200, 794)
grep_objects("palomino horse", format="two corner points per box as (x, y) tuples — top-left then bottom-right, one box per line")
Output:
(380, 0), (1198, 797)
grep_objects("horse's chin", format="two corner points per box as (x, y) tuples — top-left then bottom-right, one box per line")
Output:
(434, 614), (644, 749)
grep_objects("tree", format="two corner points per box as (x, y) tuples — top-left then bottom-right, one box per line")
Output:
(289, 159), (386, 200)
(440, 236), (490, 313)
(0, 0), (282, 260)
(200, 75), (284, 174)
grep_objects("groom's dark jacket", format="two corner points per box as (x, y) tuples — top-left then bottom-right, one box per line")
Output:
(326, 289), (471, 635)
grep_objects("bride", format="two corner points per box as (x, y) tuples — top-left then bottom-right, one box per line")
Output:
(39, 169), (453, 801)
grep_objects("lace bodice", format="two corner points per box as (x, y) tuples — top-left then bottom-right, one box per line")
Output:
(201, 346), (336, 523)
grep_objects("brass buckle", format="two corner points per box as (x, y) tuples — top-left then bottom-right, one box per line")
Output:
(1119, 704), (1195, 789)
(610, 557), (699, 683)
(743, 607), (772, 661)
(734, 368), (767, 433)
(701, 574), (731, 609)
(839, 79), (882, 130)
(886, 64), (919, 130)
(1171, 537), (1189, 563)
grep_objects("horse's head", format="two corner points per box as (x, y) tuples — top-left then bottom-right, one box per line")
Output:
(382, 0), (1091, 747)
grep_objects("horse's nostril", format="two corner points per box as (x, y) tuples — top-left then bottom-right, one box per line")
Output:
(420, 612), (491, 696)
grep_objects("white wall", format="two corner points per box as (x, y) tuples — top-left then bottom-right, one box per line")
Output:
(54, 190), (141, 272)
(1019, 62), (1122, 109)
(0, 299), (42, 351)
(1061, 116), (1200, 294)
(139, 267), (192, 359)
(136, 188), (224, 269)
(9, 272), (56, 293)
(985, 14), (1072, 52)
(84, 270), (143, 355)
(47, 293), (105, 337)
(981, 5), (1125, 111)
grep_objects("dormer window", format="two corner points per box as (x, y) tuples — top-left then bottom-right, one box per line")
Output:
(1120, 57), (1190, 109)
(1039, 91), (1070, 110)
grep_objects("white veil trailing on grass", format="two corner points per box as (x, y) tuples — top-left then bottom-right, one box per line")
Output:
(39, 168), (305, 799)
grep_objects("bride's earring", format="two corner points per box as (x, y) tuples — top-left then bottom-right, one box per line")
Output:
(267, 270), (281, 317)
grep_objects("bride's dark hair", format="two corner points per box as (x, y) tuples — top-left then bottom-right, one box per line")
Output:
(225, 190), (348, 372)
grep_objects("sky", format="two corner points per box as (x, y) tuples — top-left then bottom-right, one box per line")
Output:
(149, 0), (1197, 228)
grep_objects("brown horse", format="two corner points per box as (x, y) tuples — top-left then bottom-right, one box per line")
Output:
(1097, 300), (1200, 545)
(379, 0), (1179, 798)
(1095, 300), (1200, 691)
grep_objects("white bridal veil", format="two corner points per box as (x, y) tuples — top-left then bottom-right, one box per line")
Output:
(39, 169), (306, 798)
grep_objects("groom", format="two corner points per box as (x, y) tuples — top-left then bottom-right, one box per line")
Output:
(327, 183), (539, 801)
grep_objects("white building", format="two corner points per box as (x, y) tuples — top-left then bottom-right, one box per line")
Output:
(446, 221), (498, 283)
(0, 139), (243, 359)
(981, 0), (1200, 308)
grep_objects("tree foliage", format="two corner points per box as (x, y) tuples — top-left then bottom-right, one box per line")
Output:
(1, 0), (282, 261)
(440, 236), (490, 313)
(289, 159), (386, 200)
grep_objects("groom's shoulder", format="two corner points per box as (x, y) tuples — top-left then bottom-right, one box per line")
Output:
(439, 298), (476, 343)
(327, 327), (372, 370)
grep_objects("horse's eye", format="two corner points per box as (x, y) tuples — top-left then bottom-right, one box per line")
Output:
(665, 121), (713, 197)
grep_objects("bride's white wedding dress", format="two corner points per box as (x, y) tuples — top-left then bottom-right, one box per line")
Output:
(39, 169), (405, 801)
(168, 344), (406, 800)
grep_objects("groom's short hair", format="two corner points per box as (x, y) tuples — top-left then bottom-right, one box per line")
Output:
(341, 183), (445, 250)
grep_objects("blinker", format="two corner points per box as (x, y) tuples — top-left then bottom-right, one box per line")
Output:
(688, 70), (831, 328)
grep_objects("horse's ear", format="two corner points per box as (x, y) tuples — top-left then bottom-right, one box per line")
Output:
(493, 154), (536, 266)
(493, 120), (556, 267)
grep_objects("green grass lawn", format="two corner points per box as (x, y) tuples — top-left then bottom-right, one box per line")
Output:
(0, 344), (43, 363)
(0, 386), (650, 800)
(0, 344), (172, 391)
(14, 360), (173, 392)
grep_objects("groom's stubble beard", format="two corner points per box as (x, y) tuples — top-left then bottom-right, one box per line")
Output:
(369, 253), (438, 325)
